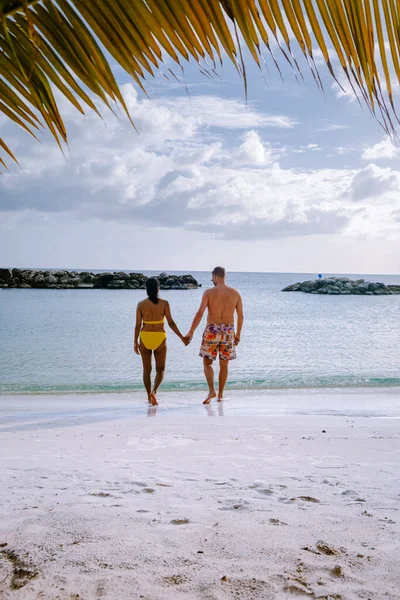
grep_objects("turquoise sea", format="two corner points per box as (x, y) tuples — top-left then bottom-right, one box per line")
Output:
(1, 271), (400, 395)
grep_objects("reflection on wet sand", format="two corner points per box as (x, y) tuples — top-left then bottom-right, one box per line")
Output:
(147, 405), (158, 417)
(204, 402), (224, 417)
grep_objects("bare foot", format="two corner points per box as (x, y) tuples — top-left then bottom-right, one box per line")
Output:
(217, 396), (223, 402)
(150, 392), (158, 406)
(203, 391), (216, 404)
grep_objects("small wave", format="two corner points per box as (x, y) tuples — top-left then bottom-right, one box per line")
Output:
(1, 376), (400, 395)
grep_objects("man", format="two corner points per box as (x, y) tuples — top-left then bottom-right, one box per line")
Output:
(186, 267), (243, 404)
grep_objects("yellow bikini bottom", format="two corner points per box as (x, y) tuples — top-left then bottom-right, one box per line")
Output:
(140, 331), (167, 351)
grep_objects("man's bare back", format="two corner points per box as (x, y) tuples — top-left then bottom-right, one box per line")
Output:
(186, 267), (244, 404)
(205, 285), (240, 326)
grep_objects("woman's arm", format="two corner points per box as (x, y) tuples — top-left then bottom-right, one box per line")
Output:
(164, 301), (188, 345)
(134, 304), (142, 354)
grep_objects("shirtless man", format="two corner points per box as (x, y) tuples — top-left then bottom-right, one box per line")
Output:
(186, 267), (243, 404)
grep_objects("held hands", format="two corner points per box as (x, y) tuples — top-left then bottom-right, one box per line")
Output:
(182, 335), (190, 346)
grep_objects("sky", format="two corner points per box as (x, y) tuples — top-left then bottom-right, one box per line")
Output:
(1, 36), (400, 275)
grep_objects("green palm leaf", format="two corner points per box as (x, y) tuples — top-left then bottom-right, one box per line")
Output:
(1, 0), (400, 171)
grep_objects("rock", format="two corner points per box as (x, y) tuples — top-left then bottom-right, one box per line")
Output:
(282, 277), (400, 296)
(282, 283), (298, 292)
(107, 280), (127, 289)
(0, 268), (12, 281)
(94, 273), (115, 287)
(356, 283), (369, 291)
(78, 272), (94, 283)
(0, 269), (199, 290)
(388, 285), (400, 294)
(32, 274), (46, 288)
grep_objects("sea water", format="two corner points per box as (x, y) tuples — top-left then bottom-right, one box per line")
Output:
(1, 271), (400, 395)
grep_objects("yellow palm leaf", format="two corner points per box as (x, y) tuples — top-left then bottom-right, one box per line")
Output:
(1, 0), (400, 171)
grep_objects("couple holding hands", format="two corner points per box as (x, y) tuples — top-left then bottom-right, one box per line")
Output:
(134, 267), (244, 405)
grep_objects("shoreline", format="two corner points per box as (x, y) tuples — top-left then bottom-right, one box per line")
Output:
(1, 387), (400, 433)
(2, 378), (400, 396)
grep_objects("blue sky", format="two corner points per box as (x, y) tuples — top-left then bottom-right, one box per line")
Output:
(1, 42), (400, 274)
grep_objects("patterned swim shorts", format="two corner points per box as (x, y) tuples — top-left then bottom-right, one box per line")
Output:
(199, 324), (237, 361)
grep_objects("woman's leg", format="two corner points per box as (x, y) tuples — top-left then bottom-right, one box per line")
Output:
(140, 340), (153, 403)
(153, 341), (167, 397)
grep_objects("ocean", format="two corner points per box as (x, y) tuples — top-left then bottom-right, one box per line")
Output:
(1, 271), (400, 395)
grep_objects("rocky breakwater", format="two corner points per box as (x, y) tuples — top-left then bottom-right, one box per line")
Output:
(282, 277), (400, 295)
(0, 269), (200, 290)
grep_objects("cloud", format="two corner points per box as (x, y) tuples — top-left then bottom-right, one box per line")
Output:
(349, 164), (400, 201)
(315, 124), (350, 132)
(1, 84), (399, 242)
(361, 137), (400, 161)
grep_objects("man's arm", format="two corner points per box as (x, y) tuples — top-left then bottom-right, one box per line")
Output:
(133, 304), (142, 354)
(235, 294), (244, 345)
(186, 291), (209, 340)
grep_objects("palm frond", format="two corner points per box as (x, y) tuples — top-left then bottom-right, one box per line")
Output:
(1, 0), (400, 171)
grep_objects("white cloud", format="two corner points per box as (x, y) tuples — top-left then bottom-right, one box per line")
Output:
(151, 95), (298, 129)
(315, 124), (350, 132)
(349, 164), (400, 201)
(1, 84), (400, 243)
(362, 137), (400, 161)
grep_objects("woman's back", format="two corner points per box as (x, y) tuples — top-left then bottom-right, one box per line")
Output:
(139, 298), (167, 331)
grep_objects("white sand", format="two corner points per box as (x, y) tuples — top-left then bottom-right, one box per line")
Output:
(1, 390), (400, 599)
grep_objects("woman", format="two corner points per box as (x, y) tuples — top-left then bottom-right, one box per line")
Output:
(134, 277), (188, 405)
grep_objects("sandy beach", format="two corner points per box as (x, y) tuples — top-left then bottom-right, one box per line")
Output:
(1, 390), (400, 599)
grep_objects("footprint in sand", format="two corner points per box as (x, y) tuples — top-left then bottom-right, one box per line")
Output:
(163, 574), (187, 586)
(219, 501), (249, 511)
(249, 483), (275, 496)
(142, 488), (155, 494)
(89, 492), (112, 498)
(0, 548), (38, 591)
(298, 496), (321, 503)
(170, 519), (190, 525)
(269, 518), (288, 526)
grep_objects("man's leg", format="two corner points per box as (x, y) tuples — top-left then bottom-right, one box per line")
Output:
(218, 359), (229, 401)
(203, 358), (217, 404)
(152, 341), (167, 403)
(139, 341), (153, 403)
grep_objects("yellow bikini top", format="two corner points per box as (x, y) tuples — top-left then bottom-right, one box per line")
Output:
(143, 318), (165, 325)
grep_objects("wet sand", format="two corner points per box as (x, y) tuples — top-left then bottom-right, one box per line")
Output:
(1, 390), (400, 599)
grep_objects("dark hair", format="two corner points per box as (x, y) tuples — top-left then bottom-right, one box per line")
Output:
(212, 266), (226, 278)
(146, 277), (160, 304)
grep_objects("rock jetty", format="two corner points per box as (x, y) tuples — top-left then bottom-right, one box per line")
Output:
(0, 269), (200, 290)
(282, 277), (400, 295)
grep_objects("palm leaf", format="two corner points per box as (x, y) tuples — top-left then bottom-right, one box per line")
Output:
(1, 0), (400, 171)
